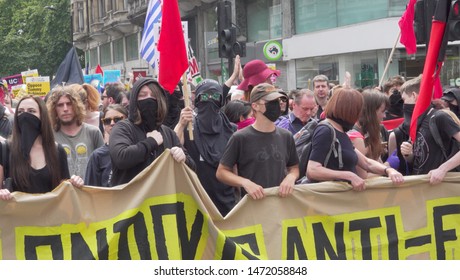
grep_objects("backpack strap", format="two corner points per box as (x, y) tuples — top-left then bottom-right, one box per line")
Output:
(322, 122), (343, 169)
(1, 141), (7, 176)
(429, 114), (449, 160)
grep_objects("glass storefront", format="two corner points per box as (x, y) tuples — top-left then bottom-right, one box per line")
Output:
(294, 0), (407, 35)
(295, 46), (460, 91)
(295, 51), (379, 90)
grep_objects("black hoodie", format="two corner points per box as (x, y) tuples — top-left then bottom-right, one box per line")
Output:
(109, 77), (195, 186)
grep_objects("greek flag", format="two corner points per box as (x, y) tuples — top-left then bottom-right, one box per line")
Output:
(140, 0), (162, 68)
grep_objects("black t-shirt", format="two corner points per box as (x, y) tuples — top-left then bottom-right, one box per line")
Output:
(413, 109), (460, 175)
(309, 124), (358, 178)
(220, 126), (298, 189)
(0, 143), (70, 193)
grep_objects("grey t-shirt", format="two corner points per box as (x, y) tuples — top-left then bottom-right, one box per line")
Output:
(220, 126), (298, 189)
(54, 123), (105, 179)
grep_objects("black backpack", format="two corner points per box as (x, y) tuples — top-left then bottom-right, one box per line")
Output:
(294, 119), (318, 156)
(428, 112), (460, 172)
(297, 121), (343, 184)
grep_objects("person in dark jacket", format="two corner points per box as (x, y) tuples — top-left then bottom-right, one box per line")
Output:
(174, 79), (237, 216)
(109, 77), (195, 186)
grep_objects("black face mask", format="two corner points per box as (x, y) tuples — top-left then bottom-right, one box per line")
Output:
(263, 99), (281, 122)
(449, 103), (460, 117)
(17, 112), (41, 159)
(329, 115), (354, 132)
(138, 98), (159, 132)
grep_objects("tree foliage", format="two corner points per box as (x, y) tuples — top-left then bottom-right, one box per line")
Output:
(0, 0), (82, 78)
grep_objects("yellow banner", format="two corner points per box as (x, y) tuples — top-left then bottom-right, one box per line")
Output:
(0, 150), (459, 260)
(25, 76), (50, 96)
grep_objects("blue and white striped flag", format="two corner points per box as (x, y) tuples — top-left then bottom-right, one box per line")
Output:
(140, 0), (163, 68)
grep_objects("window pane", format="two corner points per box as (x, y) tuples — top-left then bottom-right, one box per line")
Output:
(126, 33), (139, 61)
(100, 43), (111, 66)
(296, 55), (339, 89)
(90, 48), (98, 68)
(247, 0), (269, 41)
(337, 0), (387, 26)
(389, 0), (407, 17)
(295, 0), (337, 34)
(113, 38), (124, 63)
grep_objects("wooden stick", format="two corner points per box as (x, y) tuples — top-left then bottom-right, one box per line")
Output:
(181, 73), (194, 141)
(379, 31), (401, 88)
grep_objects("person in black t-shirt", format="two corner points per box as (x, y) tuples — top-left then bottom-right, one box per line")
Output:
(0, 96), (83, 200)
(217, 83), (299, 200)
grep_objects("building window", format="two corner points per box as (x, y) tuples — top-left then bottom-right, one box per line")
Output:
(294, 0), (404, 35)
(100, 43), (111, 66)
(113, 38), (124, 63)
(246, 0), (282, 42)
(126, 33), (139, 61)
(99, 0), (106, 19)
(77, 2), (84, 32)
(90, 47), (98, 68)
(294, 0), (337, 34)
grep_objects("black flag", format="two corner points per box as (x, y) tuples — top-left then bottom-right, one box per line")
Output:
(50, 47), (84, 89)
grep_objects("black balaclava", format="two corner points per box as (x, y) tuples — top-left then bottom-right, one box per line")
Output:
(263, 99), (281, 122)
(17, 112), (41, 159)
(194, 79), (236, 167)
(402, 104), (415, 129)
(128, 77), (166, 122)
(138, 98), (159, 132)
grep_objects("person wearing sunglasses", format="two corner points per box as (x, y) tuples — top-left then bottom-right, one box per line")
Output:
(84, 104), (128, 187)
(174, 79), (237, 216)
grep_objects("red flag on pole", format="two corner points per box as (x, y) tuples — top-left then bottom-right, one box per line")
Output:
(157, 0), (188, 94)
(409, 0), (449, 141)
(398, 0), (417, 55)
(95, 64), (104, 76)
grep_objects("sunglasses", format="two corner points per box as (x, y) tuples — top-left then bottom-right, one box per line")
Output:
(198, 92), (221, 102)
(102, 116), (124, 125)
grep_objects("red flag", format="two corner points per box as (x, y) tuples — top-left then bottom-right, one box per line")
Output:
(410, 21), (447, 141)
(433, 71), (443, 99)
(157, 0), (188, 94)
(398, 0), (417, 55)
(95, 64), (104, 76)
(409, 0), (449, 141)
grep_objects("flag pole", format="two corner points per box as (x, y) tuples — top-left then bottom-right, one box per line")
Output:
(181, 73), (194, 141)
(379, 31), (402, 88)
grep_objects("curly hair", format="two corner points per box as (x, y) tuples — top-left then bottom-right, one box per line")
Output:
(46, 85), (86, 131)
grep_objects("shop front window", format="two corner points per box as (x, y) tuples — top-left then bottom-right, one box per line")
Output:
(295, 55), (339, 89)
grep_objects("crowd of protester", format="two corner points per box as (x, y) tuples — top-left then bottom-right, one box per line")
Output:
(1, 57), (460, 217)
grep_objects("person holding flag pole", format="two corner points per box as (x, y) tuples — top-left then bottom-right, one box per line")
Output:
(400, 0), (460, 184)
(139, 0), (193, 140)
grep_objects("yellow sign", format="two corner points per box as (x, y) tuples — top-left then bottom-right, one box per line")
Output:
(21, 69), (39, 84)
(26, 76), (50, 96)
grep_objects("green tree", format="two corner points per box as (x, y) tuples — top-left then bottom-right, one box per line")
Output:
(0, 0), (81, 78)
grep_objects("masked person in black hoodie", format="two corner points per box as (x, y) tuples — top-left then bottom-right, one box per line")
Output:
(109, 78), (195, 186)
(174, 79), (237, 216)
